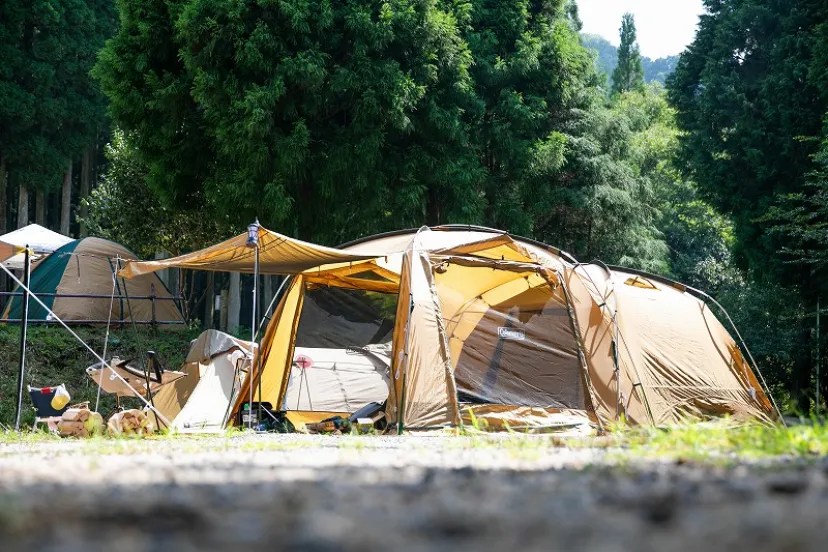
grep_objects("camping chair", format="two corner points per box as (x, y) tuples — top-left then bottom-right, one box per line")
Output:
(27, 385), (70, 431)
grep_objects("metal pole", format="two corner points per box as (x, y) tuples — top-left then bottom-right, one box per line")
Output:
(13, 247), (31, 431)
(249, 241), (259, 429)
(256, 248), (263, 427)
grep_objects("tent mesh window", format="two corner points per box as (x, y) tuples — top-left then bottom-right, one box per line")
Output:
(294, 287), (397, 348)
(283, 287), (396, 413)
(437, 266), (586, 410)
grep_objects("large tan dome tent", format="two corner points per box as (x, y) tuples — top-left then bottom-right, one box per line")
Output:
(3, 237), (184, 326)
(120, 225), (778, 431)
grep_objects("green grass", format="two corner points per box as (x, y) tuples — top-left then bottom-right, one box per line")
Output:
(0, 325), (200, 428)
(616, 419), (828, 461)
(1, 419), (827, 465)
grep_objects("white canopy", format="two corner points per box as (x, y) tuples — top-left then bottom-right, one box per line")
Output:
(0, 224), (74, 269)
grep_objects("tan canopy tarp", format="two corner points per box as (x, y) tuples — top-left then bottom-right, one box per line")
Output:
(119, 227), (381, 278)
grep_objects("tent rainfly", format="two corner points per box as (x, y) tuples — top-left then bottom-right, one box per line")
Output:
(122, 225), (779, 430)
(3, 237), (184, 325)
(0, 224), (73, 269)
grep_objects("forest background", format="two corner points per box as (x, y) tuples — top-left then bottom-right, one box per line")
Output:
(2, 0), (828, 413)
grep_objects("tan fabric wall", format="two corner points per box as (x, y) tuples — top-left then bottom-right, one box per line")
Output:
(435, 264), (585, 411)
(568, 266), (648, 425)
(611, 271), (773, 424)
(147, 361), (200, 430)
(53, 238), (183, 324)
(393, 234), (460, 428)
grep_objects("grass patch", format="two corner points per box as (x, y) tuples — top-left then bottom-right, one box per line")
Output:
(609, 419), (828, 462)
(0, 325), (200, 428)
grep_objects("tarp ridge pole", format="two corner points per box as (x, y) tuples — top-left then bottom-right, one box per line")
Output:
(0, 262), (172, 427)
(13, 246), (31, 431)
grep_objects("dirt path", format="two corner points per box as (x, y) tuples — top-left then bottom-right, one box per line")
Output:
(0, 434), (825, 551)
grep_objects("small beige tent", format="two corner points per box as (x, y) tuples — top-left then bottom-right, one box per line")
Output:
(149, 330), (254, 432)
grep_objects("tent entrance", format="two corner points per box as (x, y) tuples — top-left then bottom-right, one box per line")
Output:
(283, 286), (396, 414)
(434, 263), (587, 412)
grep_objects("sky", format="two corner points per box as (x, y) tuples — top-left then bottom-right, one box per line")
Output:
(578, 0), (706, 59)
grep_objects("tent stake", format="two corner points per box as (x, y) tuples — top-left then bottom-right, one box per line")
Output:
(13, 246), (31, 431)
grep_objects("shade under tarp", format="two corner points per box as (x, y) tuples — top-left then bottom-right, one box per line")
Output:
(0, 224), (73, 269)
(119, 227), (381, 279)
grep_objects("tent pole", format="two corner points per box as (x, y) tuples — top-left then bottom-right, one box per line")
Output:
(247, 221), (260, 430)
(253, 243), (261, 429)
(13, 247), (31, 431)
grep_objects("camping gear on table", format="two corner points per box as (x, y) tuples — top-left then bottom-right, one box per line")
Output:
(2, 236), (184, 326)
(58, 405), (104, 438)
(107, 409), (155, 436)
(28, 385), (71, 431)
(86, 355), (186, 397)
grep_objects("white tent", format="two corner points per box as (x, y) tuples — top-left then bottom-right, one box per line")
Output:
(0, 224), (74, 269)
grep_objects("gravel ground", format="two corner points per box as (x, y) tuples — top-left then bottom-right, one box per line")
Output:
(0, 433), (826, 551)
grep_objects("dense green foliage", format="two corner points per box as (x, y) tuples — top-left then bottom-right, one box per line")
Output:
(94, 0), (668, 271)
(668, 0), (828, 411)
(610, 13), (644, 95)
(582, 33), (679, 87)
(0, 0), (114, 198)
(80, 131), (232, 258)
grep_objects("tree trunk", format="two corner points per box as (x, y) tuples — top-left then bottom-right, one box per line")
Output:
(17, 182), (29, 228)
(60, 160), (72, 236)
(0, 154), (7, 235)
(79, 146), (92, 237)
(228, 272), (241, 335)
(203, 272), (215, 330)
(35, 189), (45, 225)
(792, 323), (813, 414)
